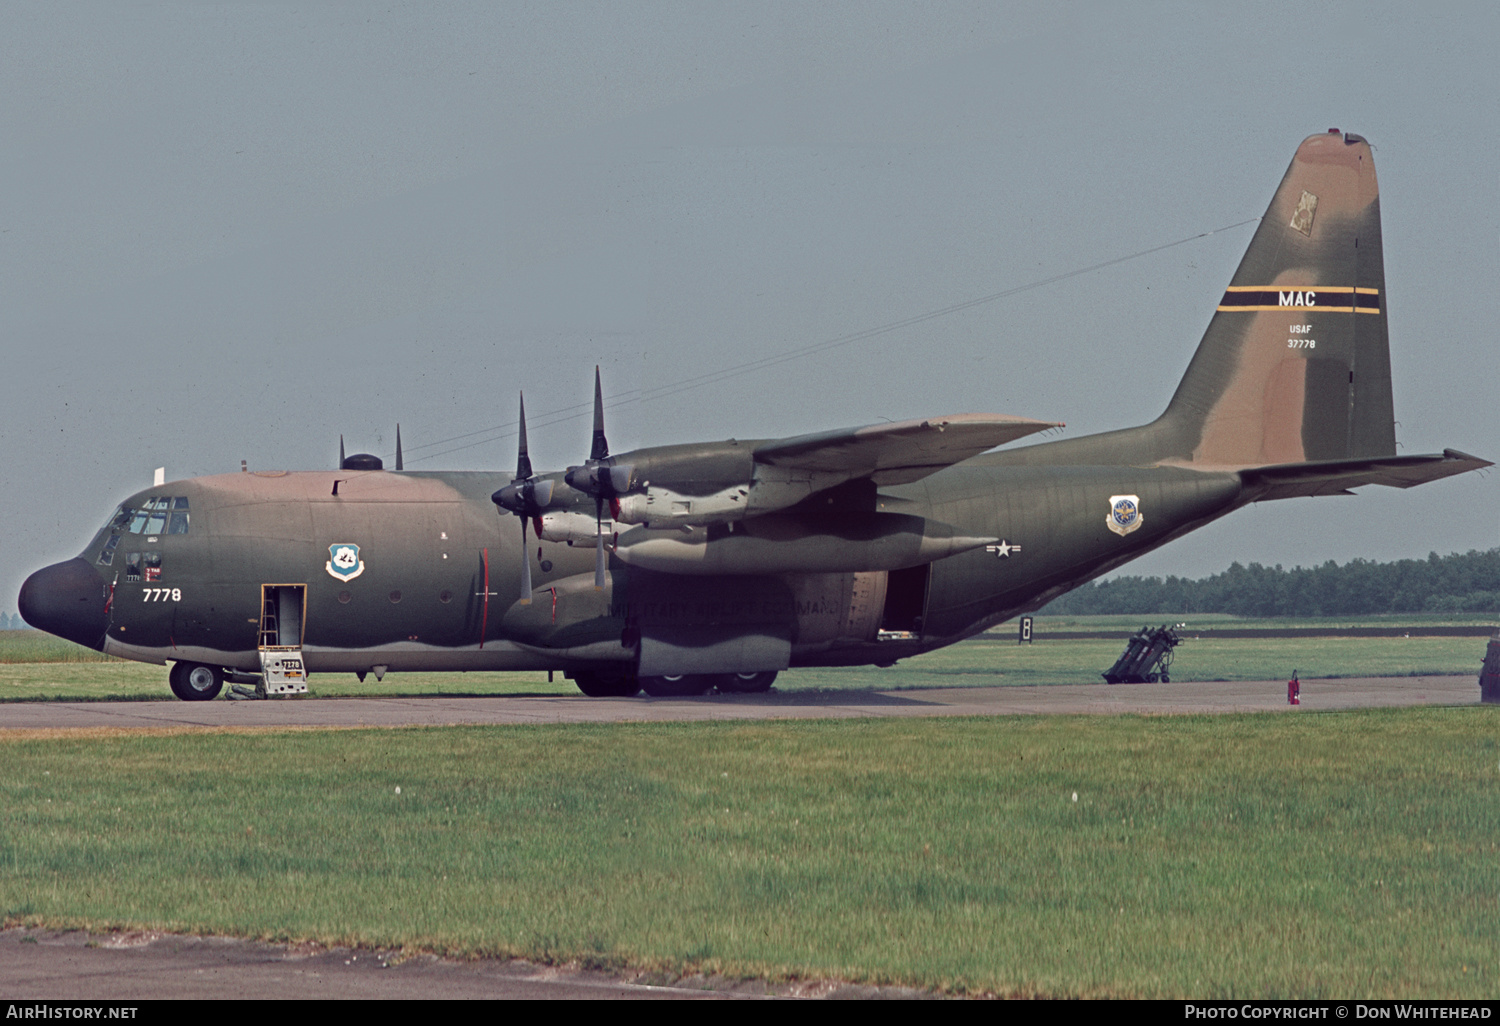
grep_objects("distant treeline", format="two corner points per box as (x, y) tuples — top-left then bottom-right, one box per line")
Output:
(0, 612), (22, 630)
(1042, 549), (1500, 617)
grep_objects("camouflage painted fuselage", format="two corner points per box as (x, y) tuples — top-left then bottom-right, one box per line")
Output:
(69, 456), (1243, 674)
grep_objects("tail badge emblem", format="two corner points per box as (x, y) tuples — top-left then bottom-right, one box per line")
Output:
(1107, 496), (1143, 537)
(1289, 190), (1318, 236)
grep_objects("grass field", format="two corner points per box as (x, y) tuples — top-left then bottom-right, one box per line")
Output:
(2, 708), (1497, 997)
(1031, 613), (1500, 632)
(0, 631), (120, 664)
(0, 626), (1489, 703)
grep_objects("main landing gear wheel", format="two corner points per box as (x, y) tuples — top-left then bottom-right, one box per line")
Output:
(639, 674), (714, 697)
(168, 661), (224, 702)
(713, 671), (777, 694)
(571, 671), (642, 697)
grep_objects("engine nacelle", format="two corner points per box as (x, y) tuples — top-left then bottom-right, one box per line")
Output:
(612, 512), (994, 575)
(614, 482), (749, 526)
(613, 463), (849, 527)
(538, 511), (614, 545)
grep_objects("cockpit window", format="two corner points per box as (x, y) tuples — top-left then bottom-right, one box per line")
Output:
(112, 497), (191, 536)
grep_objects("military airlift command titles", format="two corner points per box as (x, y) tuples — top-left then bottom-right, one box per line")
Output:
(1184, 1008), (1492, 1019)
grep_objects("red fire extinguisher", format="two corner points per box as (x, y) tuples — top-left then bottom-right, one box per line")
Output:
(1287, 670), (1300, 706)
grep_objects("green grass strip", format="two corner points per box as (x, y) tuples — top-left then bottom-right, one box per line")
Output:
(0, 631), (120, 664)
(3, 708), (1497, 996)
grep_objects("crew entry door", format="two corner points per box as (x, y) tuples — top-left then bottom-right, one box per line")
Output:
(258, 584), (308, 695)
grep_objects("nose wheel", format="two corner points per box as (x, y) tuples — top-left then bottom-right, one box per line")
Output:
(168, 661), (224, 701)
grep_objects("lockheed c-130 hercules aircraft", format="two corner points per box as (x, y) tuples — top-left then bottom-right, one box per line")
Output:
(19, 131), (1490, 700)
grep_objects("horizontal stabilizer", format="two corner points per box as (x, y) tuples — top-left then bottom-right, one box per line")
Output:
(1239, 449), (1492, 500)
(754, 413), (1060, 485)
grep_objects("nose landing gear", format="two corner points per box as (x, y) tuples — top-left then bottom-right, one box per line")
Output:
(167, 661), (224, 701)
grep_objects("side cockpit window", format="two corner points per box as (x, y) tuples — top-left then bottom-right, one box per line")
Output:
(99, 496), (191, 565)
(168, 496), (190, 534)
(121, 552), (159, 583)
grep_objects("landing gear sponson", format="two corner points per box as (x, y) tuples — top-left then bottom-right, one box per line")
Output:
(569, 670), (777, 697)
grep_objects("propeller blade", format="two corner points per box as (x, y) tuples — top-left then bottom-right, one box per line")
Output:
(515, 393), (533, 482)
(395, 424), (403, 471)
(589, 366), (609, 463)
(519, 517), (532, 603)
(594, 497), (607, 589)
(339, 435), (345, 468)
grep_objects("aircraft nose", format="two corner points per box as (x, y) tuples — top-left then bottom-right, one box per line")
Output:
(18, 558), (110, 651)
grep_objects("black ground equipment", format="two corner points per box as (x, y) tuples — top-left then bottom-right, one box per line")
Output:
(1481, 630), (1500, 704)
(1103, 623), (1185, 684)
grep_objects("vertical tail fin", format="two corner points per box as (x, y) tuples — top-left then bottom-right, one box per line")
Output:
(1165, 129), (1394, 466)
(1000, 132), (1486, 488)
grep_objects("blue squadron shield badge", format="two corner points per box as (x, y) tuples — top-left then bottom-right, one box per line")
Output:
(326, 543), (365, 581)
(1107, 495), (1142, 537)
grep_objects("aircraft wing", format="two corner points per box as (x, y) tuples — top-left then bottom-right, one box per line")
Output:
(1238, 449), (1492, 500)
(753, 413), (1061, 485)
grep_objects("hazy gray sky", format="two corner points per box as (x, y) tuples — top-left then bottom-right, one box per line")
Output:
(5, 1), (1497, 609)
